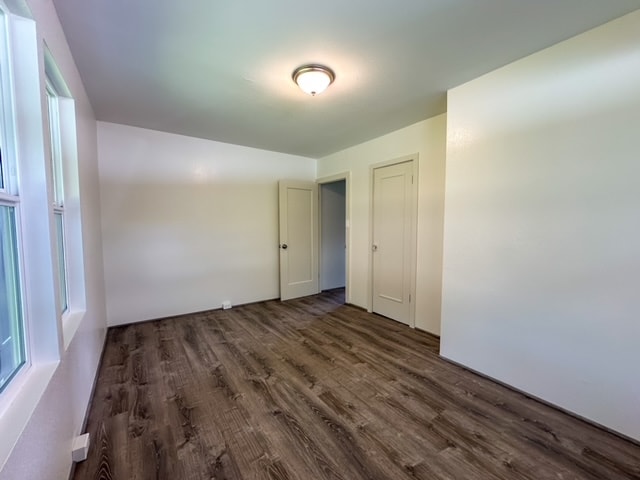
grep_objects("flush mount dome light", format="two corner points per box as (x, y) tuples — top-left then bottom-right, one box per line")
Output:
(292, 64), (335, 96)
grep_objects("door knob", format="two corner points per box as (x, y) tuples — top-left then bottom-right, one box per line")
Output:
(372, 244), (378, 251)
(281, 244), (288, 250)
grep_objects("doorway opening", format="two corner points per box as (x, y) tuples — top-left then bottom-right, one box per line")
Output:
(318, 174), (349, 305)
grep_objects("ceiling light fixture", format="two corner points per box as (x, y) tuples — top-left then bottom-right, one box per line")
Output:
(292, 64), (335, 96)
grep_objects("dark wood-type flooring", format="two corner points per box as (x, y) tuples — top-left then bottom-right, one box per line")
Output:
(74, 289), (640, 480)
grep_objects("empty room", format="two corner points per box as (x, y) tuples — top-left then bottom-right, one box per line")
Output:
(0, 0), (639, 479)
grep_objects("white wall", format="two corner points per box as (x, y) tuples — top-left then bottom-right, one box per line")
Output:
(318, 115), (446, 334)
(320, 180), (346, 290)
(98, 122), (316, 326)
(441, 11), (640, 441)
(0, 0), (107, 478)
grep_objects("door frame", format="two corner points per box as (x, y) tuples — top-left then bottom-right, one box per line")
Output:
(317, 172), (351, 304)
(368, 155), (418, 328)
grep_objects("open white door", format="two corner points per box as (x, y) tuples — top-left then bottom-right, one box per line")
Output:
(279, 181), (319, 301)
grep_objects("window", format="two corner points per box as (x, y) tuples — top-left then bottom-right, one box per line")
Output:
(0, 3), (75, 463)
(43, 48), (86, 346)
(46, 83), (68, 314)
(0, 9), (26, 392)
(0, 206), (25, 392)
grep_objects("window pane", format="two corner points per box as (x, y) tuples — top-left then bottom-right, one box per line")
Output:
(0, 104), (3, 190)
(46, 90), (64, 206)
(0, 205), (25, 392)
(0, 146), (4, 190)
(54, 212), (68, 313)
(0, 11), (5, 192)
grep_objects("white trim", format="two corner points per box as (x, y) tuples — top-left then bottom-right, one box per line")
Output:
(61, 309), (84, 351)
(0, 191), (18, 203)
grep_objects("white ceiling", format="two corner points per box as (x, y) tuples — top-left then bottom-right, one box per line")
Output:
(52, 0), (640, 158)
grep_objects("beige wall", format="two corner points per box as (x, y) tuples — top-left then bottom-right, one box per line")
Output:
(98, 122), (316, 326)
(318, 115), (446, 335)
(442, 11), (640, 441)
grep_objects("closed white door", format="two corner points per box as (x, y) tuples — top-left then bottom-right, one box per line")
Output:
(279, 181), (319, 301)
(372, 160), (416, 325)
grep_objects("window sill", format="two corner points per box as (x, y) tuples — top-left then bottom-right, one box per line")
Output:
(62, 309), (86, 351)
(0, 361), (58, 470)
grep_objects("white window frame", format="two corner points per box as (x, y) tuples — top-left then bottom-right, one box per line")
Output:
(43, 45), (86, 349)
(45, 80), (68, 316)
(0, 4), (62, 467)
(0, 1), (29, 399)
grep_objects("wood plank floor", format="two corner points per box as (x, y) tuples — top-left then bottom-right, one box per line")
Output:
(74, 289), (640, 480)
